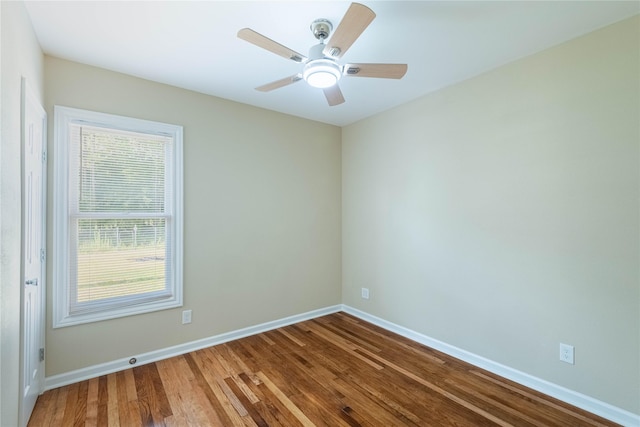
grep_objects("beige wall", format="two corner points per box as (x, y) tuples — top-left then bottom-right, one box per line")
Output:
(44, 57), (342, 375)
(342, 16), (639, 414)
(0, 1), (44, 425)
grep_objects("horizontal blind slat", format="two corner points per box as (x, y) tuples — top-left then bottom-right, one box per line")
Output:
(70, 213), (171, 219)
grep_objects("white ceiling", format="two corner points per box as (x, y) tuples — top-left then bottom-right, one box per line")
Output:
(24, 1), (639, 127)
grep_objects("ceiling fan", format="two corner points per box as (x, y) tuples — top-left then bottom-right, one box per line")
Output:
(237, 2), (408, 106)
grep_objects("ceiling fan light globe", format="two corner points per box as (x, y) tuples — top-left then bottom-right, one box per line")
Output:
(302, 59), (342, 89)
(306, 71), (338, 88)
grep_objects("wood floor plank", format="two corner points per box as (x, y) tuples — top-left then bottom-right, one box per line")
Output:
(84, 377), (99, 427)
(115, 370), (134, 426)
(107, 373), (121, 427)
(336, 370), (423, 425)
(195, 348), (252, 421)
(97, 375), (109, 426)
(60, 383), (80, 427)
(355, 346), (513, 426)
(334, 312), (447, 365)
(50, 384), (69, 426)
(313, 316), (382, 354)
(239, 331), (345, 423)
(471, 369), (612, 426)
(72, 379), (89, 427)
(123, 368), (143, 426)
(257, 356), (351, 427)
(123, 368), (138, 402)
(156, 358), (187, 421)
(256, 371), (316, 427)
(258, 333), (276, 346)
(237, 372), (292, 427)
(184, 351), (248, 426)
(133, 363), (172, 425)
(210, 345), (261, 404)
(29, 313), (621, 427)
(157, 356), (216, 426)
(132, 366), (154, 426)
(225, 377), (269, 426)
(277, 327), (306, 347)
(331, 376), (418, 427)
(224, 345), (262, 386)
(304, 322), (384, 370)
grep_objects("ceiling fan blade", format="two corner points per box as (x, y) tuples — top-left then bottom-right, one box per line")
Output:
(344, 63), (408, 79)
(256, 74), (303, 92)
(238, 28), (307, 63)
(323, 3), (375, 59)
(323, 85), (345, 106)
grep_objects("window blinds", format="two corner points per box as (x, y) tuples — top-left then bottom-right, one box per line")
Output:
(68, 124), (174, 314)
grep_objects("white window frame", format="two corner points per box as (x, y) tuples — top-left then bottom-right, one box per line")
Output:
(53, 106), (183, 328)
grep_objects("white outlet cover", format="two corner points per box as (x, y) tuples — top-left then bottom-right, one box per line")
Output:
(182, 309), (192, 324)
(559, 343), (574, 364)
(361, 288), (370, 300)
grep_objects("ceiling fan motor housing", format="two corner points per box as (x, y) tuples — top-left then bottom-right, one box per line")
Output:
(304, 42), (343, 89)
(302, 59), (342, 88)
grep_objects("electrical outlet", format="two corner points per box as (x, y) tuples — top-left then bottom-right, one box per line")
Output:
(182, 309), (192, 324)
(361, 288), (370, 300)
(559, 343), (574, 364)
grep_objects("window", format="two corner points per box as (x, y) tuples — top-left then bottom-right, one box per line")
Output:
(53, 106), (183, 328)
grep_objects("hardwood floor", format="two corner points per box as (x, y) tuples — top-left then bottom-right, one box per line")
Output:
(29, 312), (618, 426)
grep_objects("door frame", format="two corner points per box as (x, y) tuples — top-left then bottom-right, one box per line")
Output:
(19, 77), (47, 427)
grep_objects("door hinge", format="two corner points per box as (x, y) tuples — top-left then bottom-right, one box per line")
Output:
(42, 150), (47, 163)
(40, 248), (45, 263)
(39, 348), (45, 362)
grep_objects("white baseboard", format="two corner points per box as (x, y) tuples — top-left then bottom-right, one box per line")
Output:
(341, 304), (640, 427)
(44, 305), (342, 391)
(45, 303), (638, 426)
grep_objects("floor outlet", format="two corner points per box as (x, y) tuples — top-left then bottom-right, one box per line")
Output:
(361, 288), (370, 300)
(559, 343), (574, 364)
(182, 309), (192, 324)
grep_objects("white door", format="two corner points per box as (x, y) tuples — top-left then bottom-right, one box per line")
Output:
(20, 79), (47, 427)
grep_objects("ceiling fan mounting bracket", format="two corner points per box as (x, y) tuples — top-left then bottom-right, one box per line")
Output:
(310, 19), (332, 41)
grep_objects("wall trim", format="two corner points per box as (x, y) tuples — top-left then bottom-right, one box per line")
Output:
(45, 304), (638, 426)
(44, 305), (342, 391)
(341, 304), (640, 427)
